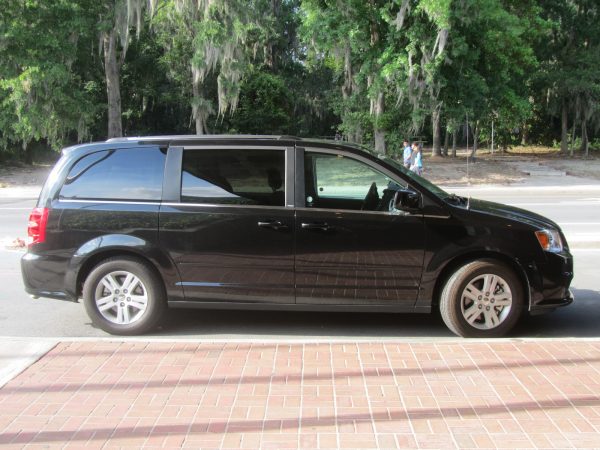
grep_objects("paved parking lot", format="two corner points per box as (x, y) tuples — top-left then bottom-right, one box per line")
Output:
(1, 339), (600, 449)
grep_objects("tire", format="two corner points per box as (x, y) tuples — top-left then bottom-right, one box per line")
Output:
(82, 257), (166, 335)
(439, 259), (524, 338)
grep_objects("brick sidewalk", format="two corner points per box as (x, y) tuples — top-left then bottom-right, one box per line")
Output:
(1, 340), (600, 449)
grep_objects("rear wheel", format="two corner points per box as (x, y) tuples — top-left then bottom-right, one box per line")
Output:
(83, 257), (166, 335)
(440, 260), (524, 337)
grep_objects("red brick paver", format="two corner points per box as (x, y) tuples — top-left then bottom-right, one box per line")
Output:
(1, 340), (600, 449)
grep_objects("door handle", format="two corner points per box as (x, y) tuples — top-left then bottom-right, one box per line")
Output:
(301, 222), (332, 231)
(257, 220), (288, 231)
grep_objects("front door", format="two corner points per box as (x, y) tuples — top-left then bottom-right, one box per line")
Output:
(295, 150), (425, 307)
(159, 146), (295, 304)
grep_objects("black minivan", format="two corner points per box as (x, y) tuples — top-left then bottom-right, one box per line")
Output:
(21, 135), (573, 337)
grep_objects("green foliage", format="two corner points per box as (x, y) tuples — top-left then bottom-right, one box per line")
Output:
(0, 0), (101, 153)
(229, 72), (292, 134)
(0, 0), (598, 161)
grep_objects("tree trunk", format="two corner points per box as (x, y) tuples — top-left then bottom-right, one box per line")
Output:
(353, 126), (363, 144)
(192, 80), (205, 135)
(560, 99), (568, 153)
(22, 141), (34, 165)
(442, 125), (450, 156)
(451, 130), (457, 157)
(103, 29), (122, 138)
(570, 122), (576, 157)
(581, 119), (589, 157)
(431, 107), (442, 156)
(368, 9), (385, 155)
(521, 123), (529, 146)
(341, 43), (355, 142)
(469, 121), (479, 159)
(373, 91), (386, 154)
(264, 0), (280, 70)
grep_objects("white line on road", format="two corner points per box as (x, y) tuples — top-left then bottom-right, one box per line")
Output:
(559, 223), (600, 226)
(446, 185), (600, 192)
(511, 201), (600, 207)
(564, 234), (600, 241)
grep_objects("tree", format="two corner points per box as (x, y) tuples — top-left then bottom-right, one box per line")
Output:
(536, 0), (600, 156)
(301, 0), (391, 153)
(0, 0), (597, 159)
(97, 0), (157, 138)
(229, 72), (292, 133)
(440, 0), (540, 157)
(153, 0), (273, 134)
(0, 0), (100, 159)
(387, 0), (452, 157)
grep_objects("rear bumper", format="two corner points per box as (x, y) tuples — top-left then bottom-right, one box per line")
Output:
(21, 252), (76, 302)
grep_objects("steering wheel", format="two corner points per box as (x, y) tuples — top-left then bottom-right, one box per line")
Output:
(361, 182), (380, 211)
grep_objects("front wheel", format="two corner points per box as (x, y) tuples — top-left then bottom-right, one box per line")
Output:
(440, 260), (524, 337)
(82, 257), (166, 335)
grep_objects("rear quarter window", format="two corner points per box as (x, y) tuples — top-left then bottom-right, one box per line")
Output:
(59, 147), (166, 201)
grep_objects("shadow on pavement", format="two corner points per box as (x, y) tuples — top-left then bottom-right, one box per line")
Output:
(153, 308), (454, 339)
(149, 288), (600, 339)
(515, 288), (600, 338)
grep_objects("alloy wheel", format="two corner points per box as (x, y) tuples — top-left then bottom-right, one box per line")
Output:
(93, 270), (148, 325)
(460, 273), (513, 330)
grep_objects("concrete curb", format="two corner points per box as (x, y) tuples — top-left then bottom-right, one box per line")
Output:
(0, 339), (58, 388)
(5, 335), (600, 345)
(4, 330), (600, 388)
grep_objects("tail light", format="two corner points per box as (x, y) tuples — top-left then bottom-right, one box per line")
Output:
(27, 207), (49, 246)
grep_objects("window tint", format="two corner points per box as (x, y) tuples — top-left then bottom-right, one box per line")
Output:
(181, 149), (285, 206)
(60, 148), (165, 201)
(305, 152), (402, 211)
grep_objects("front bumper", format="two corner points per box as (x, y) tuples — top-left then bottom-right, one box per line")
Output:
(527, 250), (574, 313)
(529, 289), (574, 314)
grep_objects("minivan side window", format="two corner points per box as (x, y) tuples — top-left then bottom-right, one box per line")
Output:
(181, 149), (285, 206)
(305, 152), (402, 211)
(60, 148), (166, 201)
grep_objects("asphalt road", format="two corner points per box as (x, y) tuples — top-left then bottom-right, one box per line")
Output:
(0, 185), (598, 339)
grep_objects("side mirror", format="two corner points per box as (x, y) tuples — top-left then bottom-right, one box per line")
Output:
(393, 189), (421, 211)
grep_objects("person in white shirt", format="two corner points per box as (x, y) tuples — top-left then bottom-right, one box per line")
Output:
(402, 140), (412, 168)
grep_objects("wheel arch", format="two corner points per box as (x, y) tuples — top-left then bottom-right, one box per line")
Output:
(430, 251), (531, 311)
(76, 249), (164, 298)
(64, 234), (183, 301)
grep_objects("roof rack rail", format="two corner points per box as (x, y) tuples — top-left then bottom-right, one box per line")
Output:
(277, 135), (301, 140)
(106, 134), (294, 143)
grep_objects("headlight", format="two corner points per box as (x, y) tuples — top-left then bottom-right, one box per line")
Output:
(535, 229), (564, 253)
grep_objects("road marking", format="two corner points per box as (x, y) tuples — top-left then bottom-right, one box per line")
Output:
(565, 234), (600, 241)
(447, 185), (600, 192)
(560, 222), (600, 226)
(510, 201), (600, 207)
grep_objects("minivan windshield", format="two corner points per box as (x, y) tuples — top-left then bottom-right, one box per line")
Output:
(381, 157), (449, 199)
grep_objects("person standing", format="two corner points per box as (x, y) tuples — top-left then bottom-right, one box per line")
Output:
(402, 140), (412, 168)
(410, 142), (423, 175)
